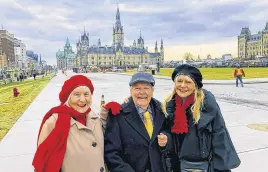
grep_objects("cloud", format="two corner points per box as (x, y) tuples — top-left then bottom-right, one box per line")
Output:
(1, 0), (268, 65)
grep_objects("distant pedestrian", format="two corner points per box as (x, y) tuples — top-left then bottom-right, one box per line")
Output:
(33, 70), (37, 80)
(19, 73), (23, 82)
(234, 65), (245, 87)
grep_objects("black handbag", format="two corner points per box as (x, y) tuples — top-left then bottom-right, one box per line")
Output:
(180, 159), (209, 172)
(180, 148), (213, 172)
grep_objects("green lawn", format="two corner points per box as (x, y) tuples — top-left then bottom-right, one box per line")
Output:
(0, 75), (53, 140)
(127, 68), (268, 80)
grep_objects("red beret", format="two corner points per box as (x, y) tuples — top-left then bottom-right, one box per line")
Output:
(59, 75), (94, 103)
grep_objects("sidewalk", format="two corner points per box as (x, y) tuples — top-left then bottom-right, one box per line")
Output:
(113, 72), (268, 85)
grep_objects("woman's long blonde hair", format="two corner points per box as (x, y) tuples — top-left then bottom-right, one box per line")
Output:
(162, 78), (205, 124)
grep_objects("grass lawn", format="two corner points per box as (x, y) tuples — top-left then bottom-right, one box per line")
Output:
(0, 75), (53, 141)
(127, 68), (268, 80)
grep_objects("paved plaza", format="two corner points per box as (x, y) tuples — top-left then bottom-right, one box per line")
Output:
(0, 71), (268, 172)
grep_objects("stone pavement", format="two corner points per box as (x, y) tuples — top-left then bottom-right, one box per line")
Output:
(0, 71), (268, 172)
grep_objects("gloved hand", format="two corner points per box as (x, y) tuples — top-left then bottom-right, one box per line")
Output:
(104, 102), (122, 115)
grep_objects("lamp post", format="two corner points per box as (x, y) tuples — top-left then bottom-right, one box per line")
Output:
(7, 58), (10, 70)
(157, 62), (160, 74)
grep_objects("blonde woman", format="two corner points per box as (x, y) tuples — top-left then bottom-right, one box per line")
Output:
(158, 65), (240, 172)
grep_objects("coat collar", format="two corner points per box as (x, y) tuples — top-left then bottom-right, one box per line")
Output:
(70, 110), (98, 131)
(123, 97), (165, 143)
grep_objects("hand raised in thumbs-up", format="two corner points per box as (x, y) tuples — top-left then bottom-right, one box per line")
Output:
(157, 133), (168, 147)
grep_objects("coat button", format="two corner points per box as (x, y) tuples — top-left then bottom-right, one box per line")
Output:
(100, 167), (104, 172)
(92, 142), (97, 147)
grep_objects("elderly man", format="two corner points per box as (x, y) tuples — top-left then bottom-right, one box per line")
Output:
(104, 72), (170, 172)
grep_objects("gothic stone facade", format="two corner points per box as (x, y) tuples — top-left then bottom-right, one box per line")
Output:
(56, 38), (76, 70)
(238, 22), (268, 58)
(76, 6), (164, 67)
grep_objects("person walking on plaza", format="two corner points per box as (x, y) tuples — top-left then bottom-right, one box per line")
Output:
(104, 72), (171, 172)
(234, 65), (245, 87)
(19, 73), (24, 82)
(32, 75), (121, 172)
(160, 64), (241, 172)
(33, 70), (37, 80)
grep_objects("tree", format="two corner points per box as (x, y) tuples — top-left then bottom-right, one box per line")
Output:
(183, 52), (194, 61)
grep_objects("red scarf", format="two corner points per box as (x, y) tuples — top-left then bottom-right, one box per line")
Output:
(171, 94), (194, 134)
(32, 105), (91, 172)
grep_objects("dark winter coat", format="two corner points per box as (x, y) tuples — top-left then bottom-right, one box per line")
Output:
(163, 89), (241, 172)
(104, 97), (170, 172)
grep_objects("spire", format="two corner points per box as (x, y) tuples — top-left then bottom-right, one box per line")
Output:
(160, 39), (163, 50)
(98, 38), (101, 46)
(65, 37), (70, 47)
(115, 4), (122, 30)
(265, 22), (268, 30)
(155, 41), (158, 52)
(116, 4), (120, 20)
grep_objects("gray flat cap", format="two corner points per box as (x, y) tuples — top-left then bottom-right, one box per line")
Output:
(129, 72), (155, 87)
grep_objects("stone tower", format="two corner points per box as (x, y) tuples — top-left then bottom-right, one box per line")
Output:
(80, 27), (89, 66)
(113, 5), (124, 50)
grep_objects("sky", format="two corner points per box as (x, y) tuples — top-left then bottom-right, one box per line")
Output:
(0, 0), (268, 65)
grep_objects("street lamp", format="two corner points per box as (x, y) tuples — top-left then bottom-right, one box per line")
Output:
(7, 58), (10, 69)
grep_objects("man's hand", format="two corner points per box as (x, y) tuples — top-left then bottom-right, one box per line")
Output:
(157, 133), (168, 147)
(123, 97), (130, 103)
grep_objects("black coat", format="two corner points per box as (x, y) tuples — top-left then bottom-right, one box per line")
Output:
(164, 89), (241, 172)
(104, 97), (169, 172)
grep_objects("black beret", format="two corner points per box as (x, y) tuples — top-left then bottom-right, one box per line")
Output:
(129, 72), (155, 87)
(171, 64), (203, 88)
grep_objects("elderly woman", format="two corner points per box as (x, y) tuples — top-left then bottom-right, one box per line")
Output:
(32, 75), (121, 172)
(159, 65), (241, 172)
